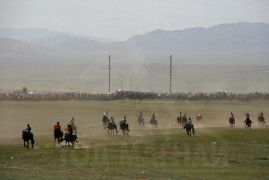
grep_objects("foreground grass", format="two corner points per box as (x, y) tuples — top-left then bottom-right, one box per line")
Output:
(0, 127), (268, 179)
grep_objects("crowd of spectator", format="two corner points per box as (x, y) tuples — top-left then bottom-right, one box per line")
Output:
(1, 87), (269, 101)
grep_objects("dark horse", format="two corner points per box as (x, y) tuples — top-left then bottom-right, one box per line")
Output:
(150, 118), (158, 128)
(229, 117), (235, 128)
(258, 115), (265, 125)
(102, 115), (109, 129)
(54, 128), (63, 147)
(22, 131), (34, 149)
(107, 123), (118, 134)
(63, 133), (77, 148)
(183, 124), (195, 136)
(244, 118), (253, 129)
(119, 121), (130, 136)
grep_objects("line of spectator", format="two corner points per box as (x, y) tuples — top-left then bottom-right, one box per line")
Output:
(1, 88), (269, 101)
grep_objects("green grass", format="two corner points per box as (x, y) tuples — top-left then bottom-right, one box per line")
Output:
(0, 100), (269, 179)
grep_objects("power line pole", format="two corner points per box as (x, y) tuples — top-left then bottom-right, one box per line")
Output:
(170, 55), (172, 94)
(108, 55), (111, 94)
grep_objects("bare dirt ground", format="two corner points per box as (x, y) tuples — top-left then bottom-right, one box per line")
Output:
(0, 100), (268, 148)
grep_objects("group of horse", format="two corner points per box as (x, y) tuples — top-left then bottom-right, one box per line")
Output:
(228, 113), (266, 129)
(22, 113), (266, 149)
(22, 126), (78, 149)
(176, 114), (201, 136)
(102, 116), (130, 136)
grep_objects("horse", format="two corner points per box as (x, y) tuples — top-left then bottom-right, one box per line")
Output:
(107, 123), (118, 134)
(177, 116), (183, 126)
(63, 133), (77, 147)
(229, 117), (235, 128)
(258, 115), (265, 125)
(183, 123), (195, 136)
(137, 117), (145, 127)
(22, 131), (34, 149)
(244, 118), (253, 129)
(119, 120), (130, 136)
(54, 128), (63, 147)
(196, 114), (203, 123)
(150, 118), (158, 128)
(102, 115), (109, 129)
(181, 116), (188, 126)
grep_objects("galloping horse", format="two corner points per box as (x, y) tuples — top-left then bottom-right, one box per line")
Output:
(183, 124), (195, 136)
(102, 115), (109, 129)
(119, 120), (130, 136)
(63, 133), (77, 147)
(196, 114), (203, 123)
(177, 116), (183, 126)
(137, 117), (145, 127)
(150, 118), (158, 128)
(244, 118), (253, 129)
(22, 131), (34, 149)
(107, 122), (118, 134)
(54, 128), (63, 147)
(229, 117), (235, 128)
(258, 115), (265, 125)
(181, 116), (188, 126)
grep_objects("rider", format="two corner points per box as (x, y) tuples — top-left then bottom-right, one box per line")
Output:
(122, 116), (129, 132)
(178, 112), (182, 118)
(138, 112), (143, 119)
(151, 113), (156, 120)
(187, 117), (192, 124)
(68, 117), (79, 142)
(24, 124), (32, 133)
(259, 111), (264, 117)
(110, 117), (115, 125)
(104, 111), (109, 119)
(230, 112), (234, 119)
(54, 122), (62, 130)
(244, 113), (253, 127)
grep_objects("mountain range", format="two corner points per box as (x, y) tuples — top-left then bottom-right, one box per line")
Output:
(0, 22), (269, 65)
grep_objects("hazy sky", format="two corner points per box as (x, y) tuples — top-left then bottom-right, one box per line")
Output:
(0, 0), (269, 41)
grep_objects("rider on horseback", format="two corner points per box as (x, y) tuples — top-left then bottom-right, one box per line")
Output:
(24, 124), (31, 133)
(151, 113), (156, 121)
(54, 121), (61, 130)
(244, 113), (253, 128)
(186, 117), (192, 124)
(122, 116), (129, 132)
(138, 112), (143, 119)
(230, 112), (234, 119)
(68, 117), (79, 142)
(54, 122), (63, 141)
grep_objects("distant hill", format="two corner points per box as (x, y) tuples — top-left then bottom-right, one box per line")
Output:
(0, 22), (269, 65)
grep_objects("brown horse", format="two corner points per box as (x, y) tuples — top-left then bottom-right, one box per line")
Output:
(137, 117), (145, 127)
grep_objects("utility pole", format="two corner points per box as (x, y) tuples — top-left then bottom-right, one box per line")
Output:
(170, 55), (172, 94)
(108, 55), (111, 94)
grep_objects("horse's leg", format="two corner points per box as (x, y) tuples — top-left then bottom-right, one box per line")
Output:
(54, 138), (56, 147)
(24, 140), (26, 148)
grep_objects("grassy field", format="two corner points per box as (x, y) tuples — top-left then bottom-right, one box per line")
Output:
(0, 100), (268, 179)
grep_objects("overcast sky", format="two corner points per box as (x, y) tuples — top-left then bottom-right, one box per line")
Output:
(0, 0), (268, 41)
